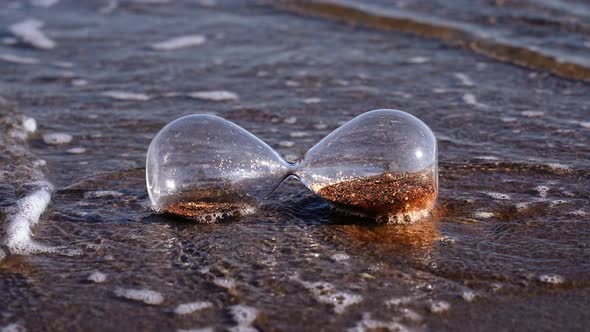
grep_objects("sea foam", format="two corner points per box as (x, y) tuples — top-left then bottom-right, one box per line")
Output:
(4, 181), (54, 255)
(151, 35), (206, 51)
(174, 301), (213, 315)
(114, 287), (164, 305)
(9, 19), (56, 50)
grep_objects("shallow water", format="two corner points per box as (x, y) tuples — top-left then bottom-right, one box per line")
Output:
(0, 0), (589, 331)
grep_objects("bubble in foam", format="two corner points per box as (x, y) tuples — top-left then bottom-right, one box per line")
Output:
(213, 277), (236, 290)
(545, 163), (572, 174)
(178, 328), (214, 332)
(534, 185), (549, 198)
(22, 117), (36, 134)
(174, 301), (213, 315)
(330, 253), (350, 262)
(188, 90), (238, 101)
(83, 191), (123, 199)
(295, 278), (362, 314)
(462, 290), (476, 302)
(66, 147), (86, 154)
(88, 271), (107, 283)
(438, 235), (456, 245)
(515, 202), (530, 212)
(538, 274), (564, 285)
(347, 313), (408, 332)
(484, 192), (511, 200)
(229, 305), (258, 326)
(114, 288), (164, 305)
(401, 308), (423, 323)
(385, 296), (419, 307)
(569, 209), (586, 217)
(42, 132), (72, 145)
(520, 111), (544, 118)
(284, 116), (297, 124)
(429, 301), (450, 314)
(475, 211), (494, 218)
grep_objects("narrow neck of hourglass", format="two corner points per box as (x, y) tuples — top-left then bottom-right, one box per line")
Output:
(284, 160), (301, 178)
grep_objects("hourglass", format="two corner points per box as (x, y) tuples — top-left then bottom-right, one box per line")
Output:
(146, 109), (437, 223)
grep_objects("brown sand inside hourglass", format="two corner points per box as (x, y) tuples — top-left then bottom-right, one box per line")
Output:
(161, 188), (256, 223)
(317, 171), (437, 224)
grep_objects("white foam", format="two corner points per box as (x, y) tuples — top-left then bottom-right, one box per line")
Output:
(330, 253), (350, 262)
(438, 235), (456, 245)
(303, 97), (322, 104)
(114, 288), (164, 305)
(229, 305), (258, 326)
(462, 93), (488, 109)
(474, 211), (494, 218)
(102, 91), (151, 101)
(31, 0), (60, 7)
(429, 300), (450, 314)
(43, 132), (73, 145)
(501, 116), (517, 122)
(539, 274), (564, 285)
(88, 271), (107, 283)
(347, 313), (408, 332)
(474, 155), (499, 160)
(408, 56), (429, 64)
(534, 185), (549, 198)
(521, 111), (544, 118)
(454, 73), (474, 87)
(462, 290), (476, 302)
(580, 121), (590, 128)
(568, 209), (586, 216)
(515, 202), (530, 212)
(285, 80), (300, 87)
(9, 19), (56, 50)
(4, 182), (54, 255)
(22, 117), (37, 133)
(174, 301), (213, 315)
(284, 116), (297, 124)
(289, 131), (309, 138)
(228, 326), (258, 332)
(278, 140), (295, 148)
(71, 79), (88, 87)
(51, 61), (74, 68)
(484, 192), (511, 200)
(151, 35), (206, 50)
(0, 54), (40, 64)
(384, 295), (418, 307)
(213, 277), (236, 289)
(387, 208), (430, 224)
(66, 147), (86, 154)
(0, 323), (26, 332)
(188, 91), (238, 101)
(84, 191), (123, 199)
(297, 279), (362, 314)
(545, 163), (572, 174)
(178, 328), (214, 332)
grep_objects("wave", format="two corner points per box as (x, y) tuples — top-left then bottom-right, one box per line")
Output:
(277, 0), (590, 82)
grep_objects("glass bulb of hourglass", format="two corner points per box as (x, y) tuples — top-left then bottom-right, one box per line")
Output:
(146, 109), (437, 223)
(298, 109), (438, 223)
(146, 114), (290, 222)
